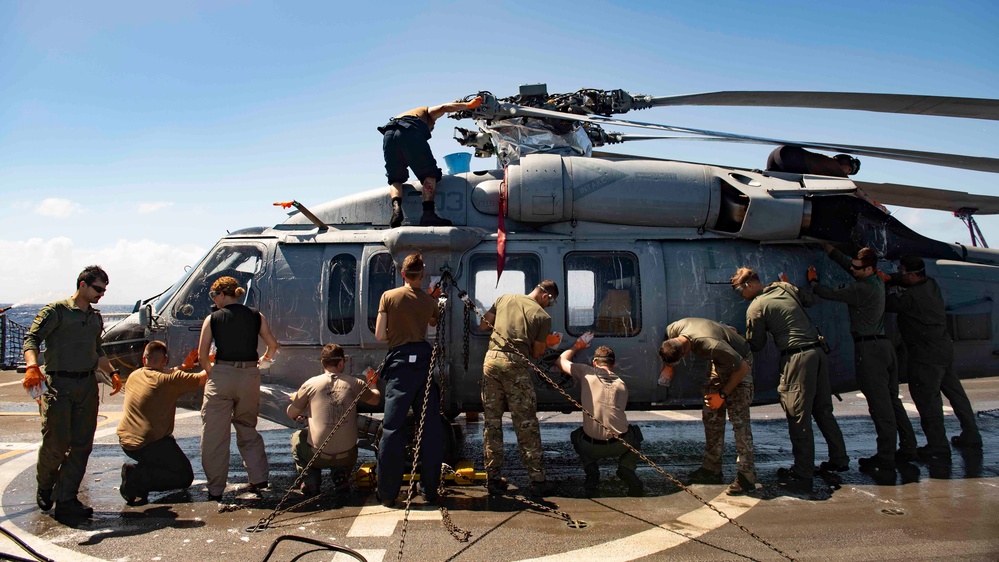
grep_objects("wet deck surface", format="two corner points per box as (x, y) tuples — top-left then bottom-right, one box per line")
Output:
(0, 368), (997, 561)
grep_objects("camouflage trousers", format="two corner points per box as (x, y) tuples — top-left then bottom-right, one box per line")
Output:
(702, 362), (755, 482)
(481, 350), (545, 482)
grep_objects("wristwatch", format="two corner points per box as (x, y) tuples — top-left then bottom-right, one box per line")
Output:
(109, 369), (121, 377)
(718, 391), (728, 400)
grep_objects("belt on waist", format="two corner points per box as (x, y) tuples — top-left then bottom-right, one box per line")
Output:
(780, 343), (821, 357)
(853, 335), (887, 343)
(581, 428), (627, 445)
(215, 360), (257, 368)
(47, 370), (94, 378)
(317, 449), (354, 461)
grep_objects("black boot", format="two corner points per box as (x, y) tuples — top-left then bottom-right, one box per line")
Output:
(419, 201), (452, 227)
(583, 465), (600, 497)
(390, 197), (404, 228)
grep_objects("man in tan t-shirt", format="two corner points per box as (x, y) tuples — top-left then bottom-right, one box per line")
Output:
(479, 280), (559, 499)
(117, 341), (207, 506)
(373, 252), (442, 507)
(558, 336), (643, 497)
(287, 344), (381, 497)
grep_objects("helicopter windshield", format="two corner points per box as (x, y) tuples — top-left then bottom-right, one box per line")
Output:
(171, 243), (265, 321)
(152, 247), (212, 315)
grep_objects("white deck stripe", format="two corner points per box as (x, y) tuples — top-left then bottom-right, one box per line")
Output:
(347, 501), (443, 537)
(520, 493), (758, 562)
(648, 410), (701, 421)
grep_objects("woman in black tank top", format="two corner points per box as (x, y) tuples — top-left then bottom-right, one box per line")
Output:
(197, 276), (279, 500)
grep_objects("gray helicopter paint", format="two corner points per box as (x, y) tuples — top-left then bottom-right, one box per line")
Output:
(102, 154), (999, 429)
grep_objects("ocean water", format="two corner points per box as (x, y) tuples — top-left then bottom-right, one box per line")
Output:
(0, 303), (135, 328)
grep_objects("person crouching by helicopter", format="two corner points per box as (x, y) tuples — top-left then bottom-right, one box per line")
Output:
(379, 96), (483, 227)
(660, 318), (756, 495)
(809, 243), (917, 473)
(374, 253), (443, 507)
(479, 281), (560, 500)
(287, 344), (381, 497)
(732, 267), (848, 495)
(118, 341), (208, 506)
(198, 276), (280, 502)
(766, 146), (860, 178)
(557, 336), (644, 497)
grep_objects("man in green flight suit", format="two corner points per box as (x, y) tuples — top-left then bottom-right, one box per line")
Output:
(809, 244), (916, 472)
(733, 267), (848, 494)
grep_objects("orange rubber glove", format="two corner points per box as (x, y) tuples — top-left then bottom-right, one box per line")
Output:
(658, 364), (674, 387)
(704, 392), (725, 410)
(110, 374), (122, 395)
(22, 365), (43, 390)
(807, 265), (818, 284)
(877, 269), (891, 283)
(573, 338), (589, 351)
(466, 96), (484, 110)
(545, 332), (563, 348)
(365, 367), (379, 386)
(779, 272), (789, 283)
(428, 285), (442, 298)
(180, 348), (199, 370)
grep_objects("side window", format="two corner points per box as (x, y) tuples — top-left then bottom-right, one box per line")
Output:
(565, 252), (641, 337)
(470, 253), (541, 333)
(327, 254), (357, 335)
(368, 253), (397, 332)
(173, 244), (264, 320)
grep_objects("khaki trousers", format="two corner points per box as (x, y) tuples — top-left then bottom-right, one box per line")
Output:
(200, 363), (268, 495)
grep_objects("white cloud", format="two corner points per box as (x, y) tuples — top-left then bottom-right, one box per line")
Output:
(0, 237), (205, 305)
(36, 197), (82, 218)
(137, 201), (175, 214)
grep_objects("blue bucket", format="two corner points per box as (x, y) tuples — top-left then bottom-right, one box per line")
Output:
(443, 152), (472, 174)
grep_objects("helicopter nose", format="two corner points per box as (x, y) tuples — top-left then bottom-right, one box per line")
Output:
(101, 312), (148, 374)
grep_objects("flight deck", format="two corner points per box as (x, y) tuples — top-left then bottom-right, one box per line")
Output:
(0, 368), (996, 562)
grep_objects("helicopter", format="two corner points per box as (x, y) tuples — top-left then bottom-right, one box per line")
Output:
(100, 84), (999, 431)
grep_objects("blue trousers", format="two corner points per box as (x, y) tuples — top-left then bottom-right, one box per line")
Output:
(376, 341), (443, 501)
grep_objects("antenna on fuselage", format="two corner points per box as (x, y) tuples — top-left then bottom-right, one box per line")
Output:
(274, 200), (328, 231)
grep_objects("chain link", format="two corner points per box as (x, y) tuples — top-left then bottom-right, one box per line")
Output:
(459, 292), (797, 562)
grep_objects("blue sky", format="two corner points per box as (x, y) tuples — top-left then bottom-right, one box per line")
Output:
(1, 0), (997, 304)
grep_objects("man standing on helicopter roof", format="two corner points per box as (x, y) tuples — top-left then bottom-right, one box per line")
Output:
(379, 96), (484, 228)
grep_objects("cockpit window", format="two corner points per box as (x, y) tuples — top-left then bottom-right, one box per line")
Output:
(367, 253), (397, 332)
(565, 252), (641, 337)
(172, 244), (264, 320)
(327, 254), (357, 335)
(470, 253), (541, 334)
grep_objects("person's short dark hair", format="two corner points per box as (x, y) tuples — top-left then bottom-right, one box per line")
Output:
(402, 253), (425, 279)
(144, 340), (167, 359)
(899, 255), (926, 277)
(539, 280), (559, 300)
(593, 345), (615, 366)
(730, 267), (759, 287)
(834, 154), (861, 175)
(77, 265), (109, 288)
(856, 247), (878, 269)
(321, 343), (345, 369)
(659, 338), (685, 364)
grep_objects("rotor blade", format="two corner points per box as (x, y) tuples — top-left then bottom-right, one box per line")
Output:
(498, 103), (999, 173)
(854, 182), (999, 215)
(644, 91), (999, 121)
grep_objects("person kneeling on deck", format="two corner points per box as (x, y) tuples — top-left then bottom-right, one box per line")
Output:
(287, 344), (381, 497)
(117, 341), (208, 506)
(558, 335), (643, 497)
(660, 318), (756, 495)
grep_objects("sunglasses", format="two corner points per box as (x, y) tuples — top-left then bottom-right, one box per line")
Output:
(543, 291), (557, 305)
(209, 290), (220, 299)
(89, 284), (107, 294)
(733, 283), (747, 293)
(850, 263), (867, 270)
